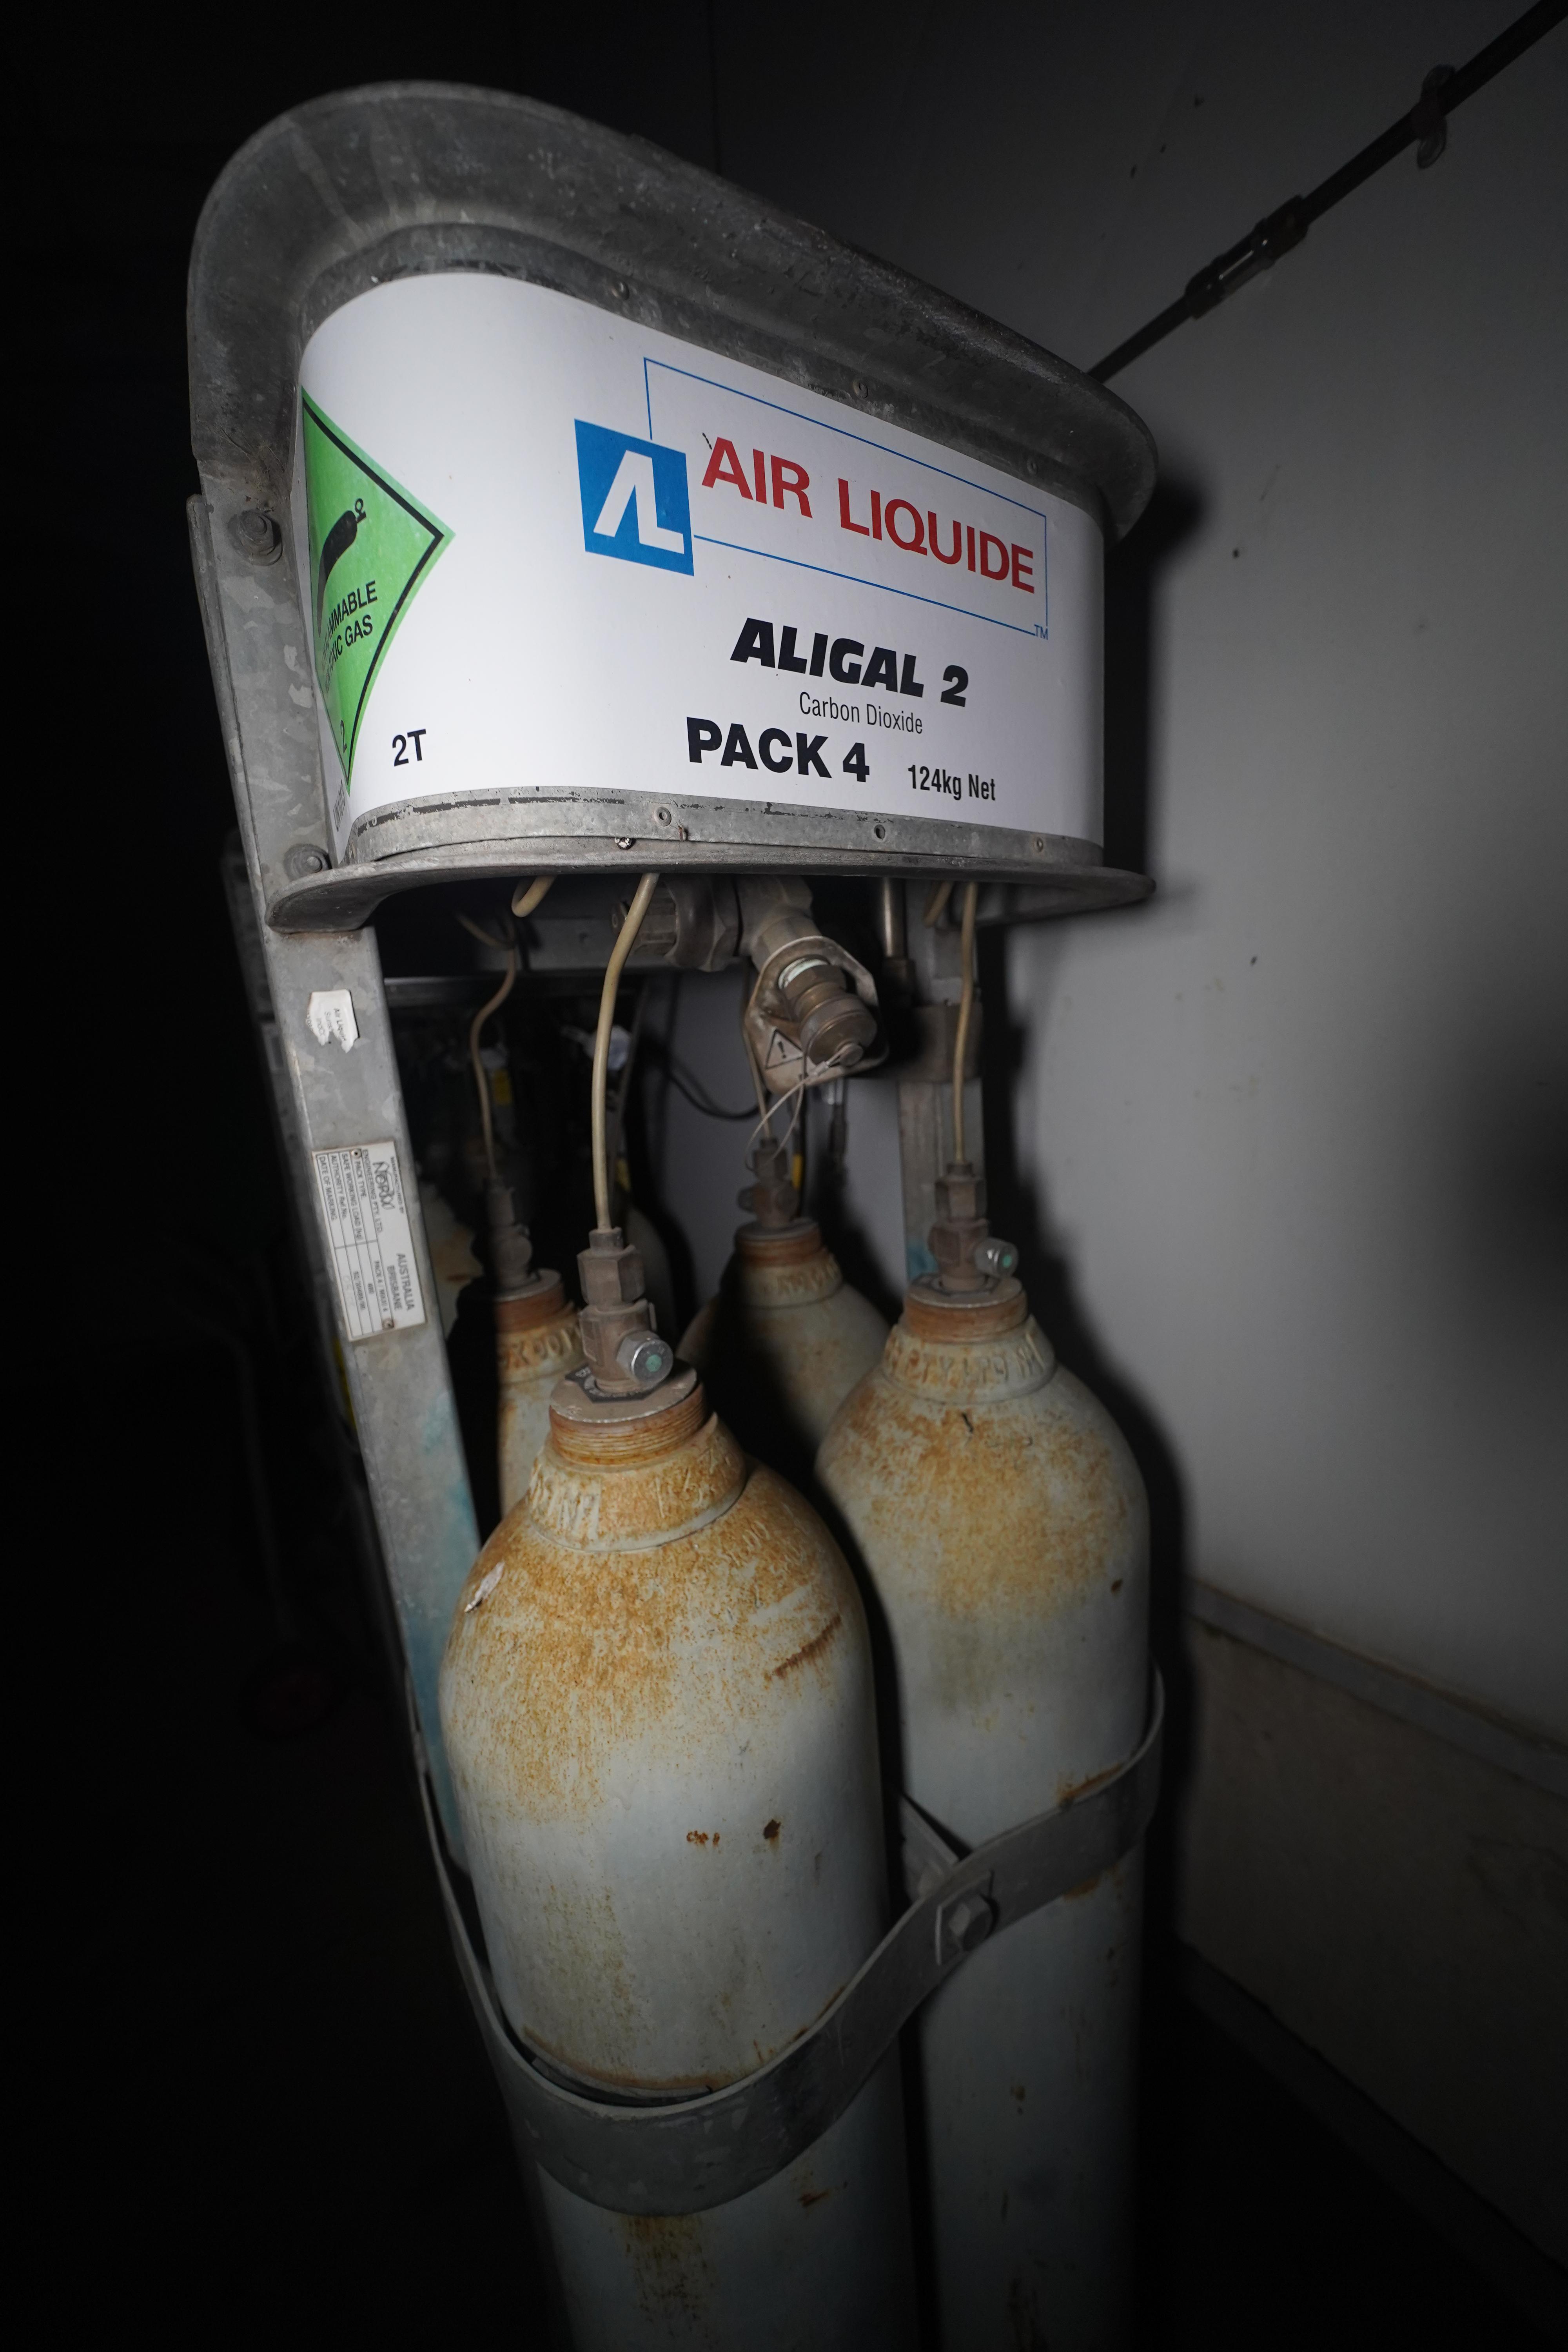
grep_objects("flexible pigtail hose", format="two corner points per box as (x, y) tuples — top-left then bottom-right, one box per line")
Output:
(952, 880), (978, 1163)
(592, 874), (660, 1230)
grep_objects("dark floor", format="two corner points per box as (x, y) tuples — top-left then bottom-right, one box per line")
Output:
(63, 1340), (1548, 2346)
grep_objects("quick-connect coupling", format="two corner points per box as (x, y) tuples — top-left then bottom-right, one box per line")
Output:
(774, 951), (876, 1070)
(741, 882), (879, 1080)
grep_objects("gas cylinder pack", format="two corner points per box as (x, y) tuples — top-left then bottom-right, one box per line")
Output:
(191, 83), (1162, 2350)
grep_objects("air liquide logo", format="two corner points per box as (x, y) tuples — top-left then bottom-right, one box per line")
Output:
(575, 421), (693, 575)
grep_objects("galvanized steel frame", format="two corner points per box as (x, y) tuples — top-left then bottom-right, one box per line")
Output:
(190, 495), (479, 1850)
(189, 81), (1158, 1990)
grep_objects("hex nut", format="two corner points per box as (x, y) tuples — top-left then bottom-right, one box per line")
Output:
(938, 1167), (984, 1219)
(931, 1212), (989, 1290)
(578, 1234), (646, 1305)
(232, 507), (282, 564)
(746, 1176), (798, 1225)
(935, 1167), (985, 1224)
(940, 1891), (995, 1956)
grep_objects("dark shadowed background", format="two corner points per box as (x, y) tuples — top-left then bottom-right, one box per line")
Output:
(28, 3), (1564, 2339)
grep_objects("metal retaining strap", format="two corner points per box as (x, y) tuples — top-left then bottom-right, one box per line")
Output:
(425, 1674), (1163, 2216)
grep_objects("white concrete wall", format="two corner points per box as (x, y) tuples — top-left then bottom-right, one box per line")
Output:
(721, 0), (1568, 1737)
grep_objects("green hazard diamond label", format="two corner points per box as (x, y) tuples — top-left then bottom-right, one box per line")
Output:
(301, 394), (452, 787)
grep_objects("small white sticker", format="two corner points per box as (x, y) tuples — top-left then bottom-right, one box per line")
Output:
(307, 988), (359, 1051)
(465, 1563), (504, 1614)
(312, 1140), (426, 1340)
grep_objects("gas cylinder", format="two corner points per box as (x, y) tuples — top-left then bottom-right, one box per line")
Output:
(486, 1177), (584, 1514)
(816, 1161), (1149, 2352)
(681, 1142), (887, 1489)
(441, 1218), (915, 2348)
(494, 1275), (582, 1512)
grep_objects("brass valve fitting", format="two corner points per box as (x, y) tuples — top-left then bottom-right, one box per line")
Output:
(576, 1227), (673, 1394)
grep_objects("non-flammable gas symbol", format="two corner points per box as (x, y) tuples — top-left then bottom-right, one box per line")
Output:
(301, 395), (452, 786)
(575, 421), (694, 575)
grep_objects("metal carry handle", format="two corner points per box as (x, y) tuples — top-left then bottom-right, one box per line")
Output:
(423, 1674), (1163, 2217)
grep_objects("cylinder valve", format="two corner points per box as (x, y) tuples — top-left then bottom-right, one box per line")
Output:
(576, 1226), (673, 1396)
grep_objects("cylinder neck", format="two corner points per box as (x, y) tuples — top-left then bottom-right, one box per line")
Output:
(740, 1139), (800, 1230)
(534, 1377), (746, 1550)
(902, 1277), (1028, 1342)
(548, 1364), (705, 1465)
(735, 1220), (823, 1267)
(494, 1273), (568, 1331)
(887, 1285), (1053, 1405)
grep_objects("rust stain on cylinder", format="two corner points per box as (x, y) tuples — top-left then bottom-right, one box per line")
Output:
(548, 1382), (710, 1464)
(445, 1406), (865, 1818)
(1057, 1753), (1122, 1807)
(822, 1318), (1133, 1618)
(528, 1402), (743, 1551)
(619, 2211), (716, 2329)
(771, 1612), (843, 1679)
(495, 1275), (568, 1332)
(901, 1283), (1028, 1344)
(735, 1221), (831, 1272)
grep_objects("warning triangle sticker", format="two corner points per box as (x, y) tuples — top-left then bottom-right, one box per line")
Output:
(301, 394), (452, 788)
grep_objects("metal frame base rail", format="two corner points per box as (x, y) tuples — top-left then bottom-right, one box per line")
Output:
(421, 1674), (1163, 2217)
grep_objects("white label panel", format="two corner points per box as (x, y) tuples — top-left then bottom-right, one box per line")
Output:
(293, 274), (1102, 856)
(312, 1140), (426, 1339)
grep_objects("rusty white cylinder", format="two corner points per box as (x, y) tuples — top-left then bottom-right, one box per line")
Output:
(495, 1278), (584, 1515)
(816, 1282), (1149, 2352)
(440, 1370), (915, 2347)
(680, 1223), (888, 1490)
